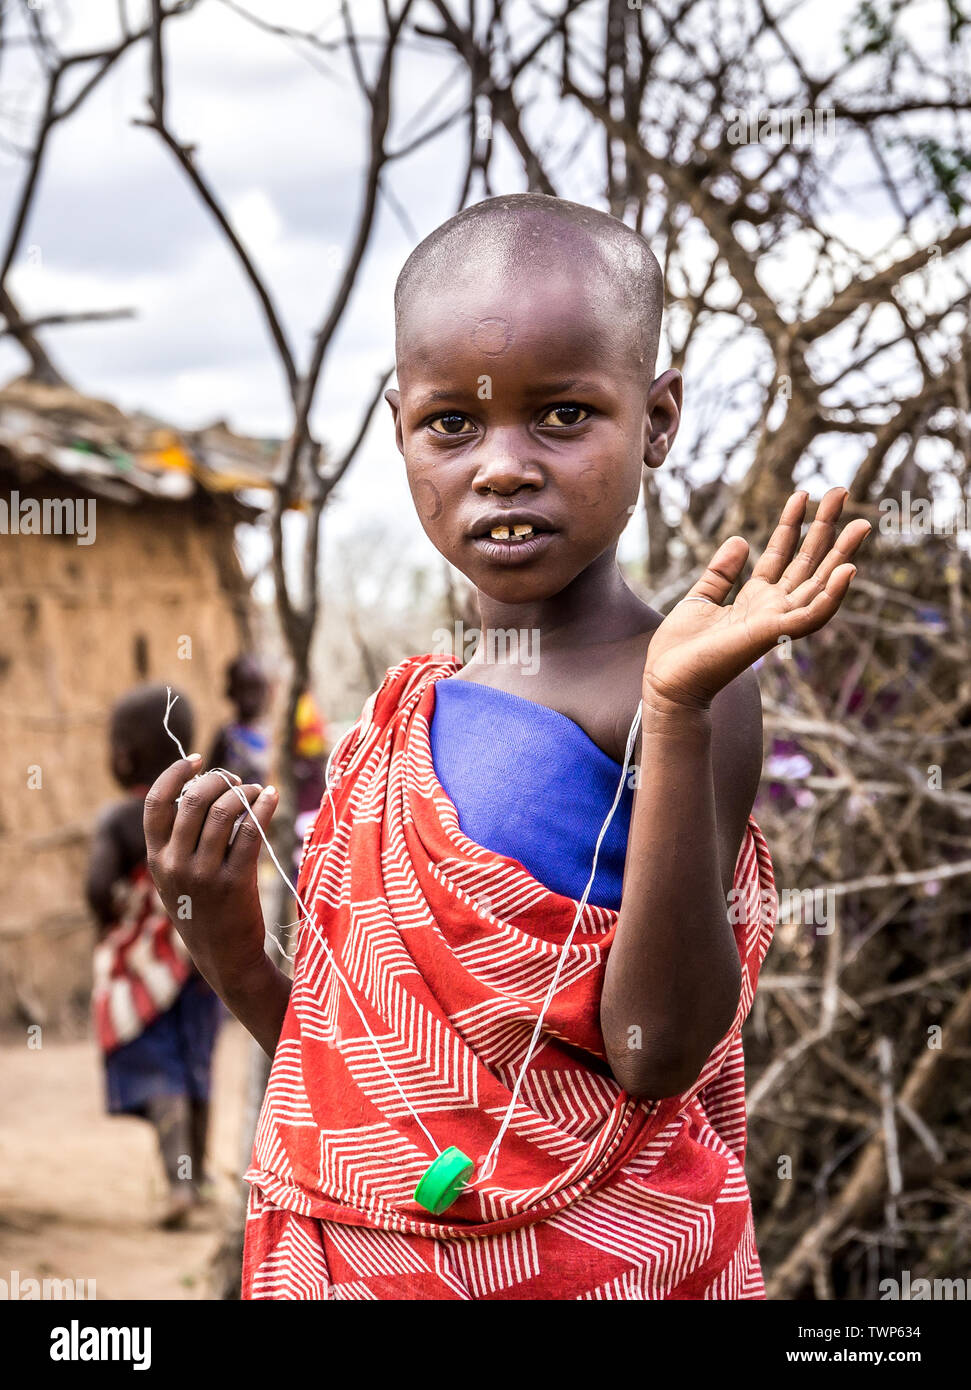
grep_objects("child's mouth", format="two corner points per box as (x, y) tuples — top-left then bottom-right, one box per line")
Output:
(469, 523), (557, 566)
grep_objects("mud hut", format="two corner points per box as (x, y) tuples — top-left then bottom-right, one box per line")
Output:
(0, 375), (279, 1032)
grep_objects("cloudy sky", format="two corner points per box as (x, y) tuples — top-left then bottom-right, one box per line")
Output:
(0, 0), (961, 597)
(2, 2), (481, 589)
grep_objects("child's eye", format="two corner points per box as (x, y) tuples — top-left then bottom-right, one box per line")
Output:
(429, 414), (475, 436)
(539, 404), (590, 427)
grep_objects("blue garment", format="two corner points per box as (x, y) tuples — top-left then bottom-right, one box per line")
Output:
(429, 677), (635, 911)
(104, 976), (223, 1116)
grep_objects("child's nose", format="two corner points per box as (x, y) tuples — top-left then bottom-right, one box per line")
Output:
(471, 428), (543, 493)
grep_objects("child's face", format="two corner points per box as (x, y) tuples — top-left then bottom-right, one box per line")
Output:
(230, 665), (268, 721)
(387, 262), (680, 604)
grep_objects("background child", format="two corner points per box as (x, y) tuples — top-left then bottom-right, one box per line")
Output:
(207, 654), (271, 787)
(87, 684), (224, 1229)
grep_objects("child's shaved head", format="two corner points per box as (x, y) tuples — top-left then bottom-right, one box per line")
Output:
(110, 683), (194, 787)
(394, 193), (664, 376)
(387, 191), (682, 607)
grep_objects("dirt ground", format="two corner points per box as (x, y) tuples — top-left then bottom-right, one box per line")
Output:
(0, 1019), (253, 1300)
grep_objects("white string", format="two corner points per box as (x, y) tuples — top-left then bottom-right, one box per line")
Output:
(471, 700), (643, 1187)
(161, 684), (641, 1195)
(162, 688), (442, 1156)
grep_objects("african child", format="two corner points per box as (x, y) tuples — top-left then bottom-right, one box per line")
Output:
(87, 684), (222, 1229)
(206, 654), (271, 788)
(144, 194), (870, 1298)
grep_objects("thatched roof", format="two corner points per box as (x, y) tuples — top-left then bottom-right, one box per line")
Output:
(0, 374), (282, 511)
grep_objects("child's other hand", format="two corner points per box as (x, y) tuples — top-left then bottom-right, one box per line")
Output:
(143, 757), (278, 996)
(642, 487), (870, 712)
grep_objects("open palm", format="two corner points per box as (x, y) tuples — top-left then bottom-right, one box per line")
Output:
(643, 488), (871, 710)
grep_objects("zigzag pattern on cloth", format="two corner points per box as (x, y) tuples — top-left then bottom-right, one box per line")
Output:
(242, 653), (777, 1299)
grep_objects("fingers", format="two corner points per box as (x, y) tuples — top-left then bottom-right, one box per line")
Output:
(225, 785), (279, 874)
(144, 755), (203, 855)
(750, 491), (809, 584)
(781, 562), (857, 638)
(778, 486), (858, 590)
(685, 535), (750, 604)
(788, 515), (871, 603)
(752, 486), (871, 601)
(194, 783), (263, 867)
(168, 769), (243, 859)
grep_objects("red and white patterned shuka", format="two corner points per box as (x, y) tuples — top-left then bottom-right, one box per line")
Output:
(242, 653), (777, 1300)
(92, 861), (193, 1055)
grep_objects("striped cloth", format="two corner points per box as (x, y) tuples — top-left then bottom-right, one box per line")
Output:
(92, 861), (193, 1055)
(242, 653), (777, 1300)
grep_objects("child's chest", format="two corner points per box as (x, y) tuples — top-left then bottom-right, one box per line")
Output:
(457, 628), (654, 765)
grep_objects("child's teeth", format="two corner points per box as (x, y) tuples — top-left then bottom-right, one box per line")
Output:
(487, 523), (536, 540)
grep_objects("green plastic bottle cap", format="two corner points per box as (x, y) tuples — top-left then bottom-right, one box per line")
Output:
(413, 1147), (474, 1215)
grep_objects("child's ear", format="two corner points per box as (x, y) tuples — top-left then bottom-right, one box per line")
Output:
(642, 368), (682, 469)
(385, 387), (405, 456)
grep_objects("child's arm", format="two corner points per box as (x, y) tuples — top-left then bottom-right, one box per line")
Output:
(86, 807), (127, 929)
(601, 487), (870, 1100)
(143, 760), (290, 1057)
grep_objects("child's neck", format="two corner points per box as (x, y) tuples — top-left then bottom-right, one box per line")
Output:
(474, 552), (652, 659)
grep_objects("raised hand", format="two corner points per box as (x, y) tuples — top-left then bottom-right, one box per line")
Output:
(642, 488), (871, 711)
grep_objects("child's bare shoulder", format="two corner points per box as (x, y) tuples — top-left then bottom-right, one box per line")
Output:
(93, 800), (129, 840)
(93, 799), (146, 861)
